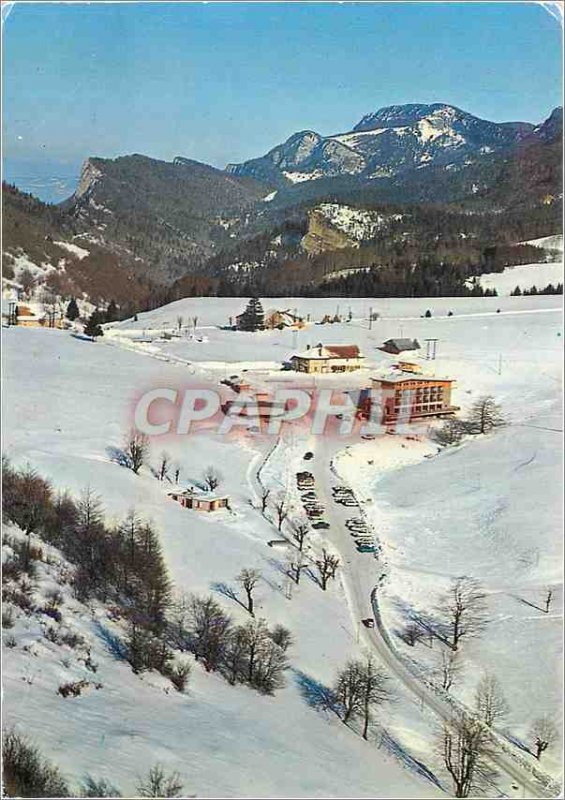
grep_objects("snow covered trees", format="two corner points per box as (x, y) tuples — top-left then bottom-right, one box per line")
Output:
(440, 717), (495, 798)
(334, 656), (391, 739)
(530, 716), (558, 760)
(437, 576), (487, 651)
(466, 396), (505, 435)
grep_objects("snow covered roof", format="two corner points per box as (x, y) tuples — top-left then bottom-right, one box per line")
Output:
(372, 371), (453, 384)
(381, 338), (421, 351)
(291, 344), (363, 360)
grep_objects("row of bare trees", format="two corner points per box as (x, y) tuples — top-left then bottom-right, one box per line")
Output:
(440, 711), (559, 798)
(123, 430), (223, 493)
(169, 594), (291, 694)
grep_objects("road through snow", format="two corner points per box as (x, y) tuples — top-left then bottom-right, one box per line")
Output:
(303, 434), (559, 799)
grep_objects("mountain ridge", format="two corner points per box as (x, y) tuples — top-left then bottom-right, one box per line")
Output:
(226, 102), (550, 186)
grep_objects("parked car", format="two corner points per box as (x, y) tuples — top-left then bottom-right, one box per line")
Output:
(311, 520), (330, 530)
(357, 545), (376, 554)
(362, 618), (375, 628)
(303, 452), (314, 460)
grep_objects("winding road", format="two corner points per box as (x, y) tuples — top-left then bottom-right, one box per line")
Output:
(298, 433), (558, 799)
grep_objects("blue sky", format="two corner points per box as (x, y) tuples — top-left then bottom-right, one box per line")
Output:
(2, 2), (563, 200)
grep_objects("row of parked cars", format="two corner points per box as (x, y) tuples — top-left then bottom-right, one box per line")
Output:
(346, 516), (376, 553)
(296, 471), (330, 530)
(332, 485), (359, 508)
(332, 486), (378, 555)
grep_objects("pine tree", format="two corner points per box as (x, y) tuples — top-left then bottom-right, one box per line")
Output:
(66, 297), (80, 321)
(238, 297), (265, 331)
(105, 299), (119, 322)
(84, 312), (104, 341)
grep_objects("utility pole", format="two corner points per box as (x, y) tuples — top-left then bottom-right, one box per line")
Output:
(368, 306), (373, 330)
(497, 354), (502, 375)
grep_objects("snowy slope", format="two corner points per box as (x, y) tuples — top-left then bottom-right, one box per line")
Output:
(3, 295), (562, 796)
(474, 261), (563, 295)
(2, 327), (441, 798)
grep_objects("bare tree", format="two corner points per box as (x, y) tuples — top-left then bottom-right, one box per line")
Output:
(173, 464), (181, 484)
(273, 494), (288, 531)
(359, 656), (391, 739)
(288, 553), (307, 585)
(259, 487), (270, 513)
(125, 429), (150, 475)
(475, 673), (508, 727)
(402, 622), (425, 647)
(236, 568), (261, 615)
(466, 396), (505, 435)
(189, 595), (232, 671)
(334, 659), (363, 725)
(203, 466), (223, 492)
(530, 715), (558, 760)
(158, 452), (170, 482)
(137, 764), (183, 798)
(19, 268), (36, 296)
(334, 656), (391, 738)
(437, 576), (487, 651)
(292, 521), (310, 552)
(315, 549), (340, 591)
(176, 315), (184, 333)
(434, 418), (465, 446)
(438, 649), (462, 693)
(440, 717), (495, 798)
(544, 587), (553, 613)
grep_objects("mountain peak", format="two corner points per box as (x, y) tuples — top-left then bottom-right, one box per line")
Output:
(353, 103), (461, 132)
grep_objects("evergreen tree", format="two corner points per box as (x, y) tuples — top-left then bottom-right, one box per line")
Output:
(238, 297), (265, 331)
(84, 312), (104, 341)
(105, 299), (119, 322)
(66, 297), (80, 321)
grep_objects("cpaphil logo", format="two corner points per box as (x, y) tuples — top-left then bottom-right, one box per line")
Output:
(131, 382), (418, 440)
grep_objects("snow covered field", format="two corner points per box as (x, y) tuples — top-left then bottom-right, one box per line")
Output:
(2, 294), (563, 797)
(475, 261), (563, 296)
(473, 234), (563, 295)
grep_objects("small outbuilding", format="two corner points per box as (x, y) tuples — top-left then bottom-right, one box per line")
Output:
(168, 489), (230, 512)
(379, 338), (420, 355)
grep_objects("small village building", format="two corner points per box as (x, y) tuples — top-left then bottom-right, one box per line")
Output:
(289, 343), (364, 374)
(168, 489), (230, 512)
(264, 309), (305, 330)
(395, 359), (422, 374)
(379, 338), (421, 355)
(222, 392), (287, 422)
(367, 372), (459, 424)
